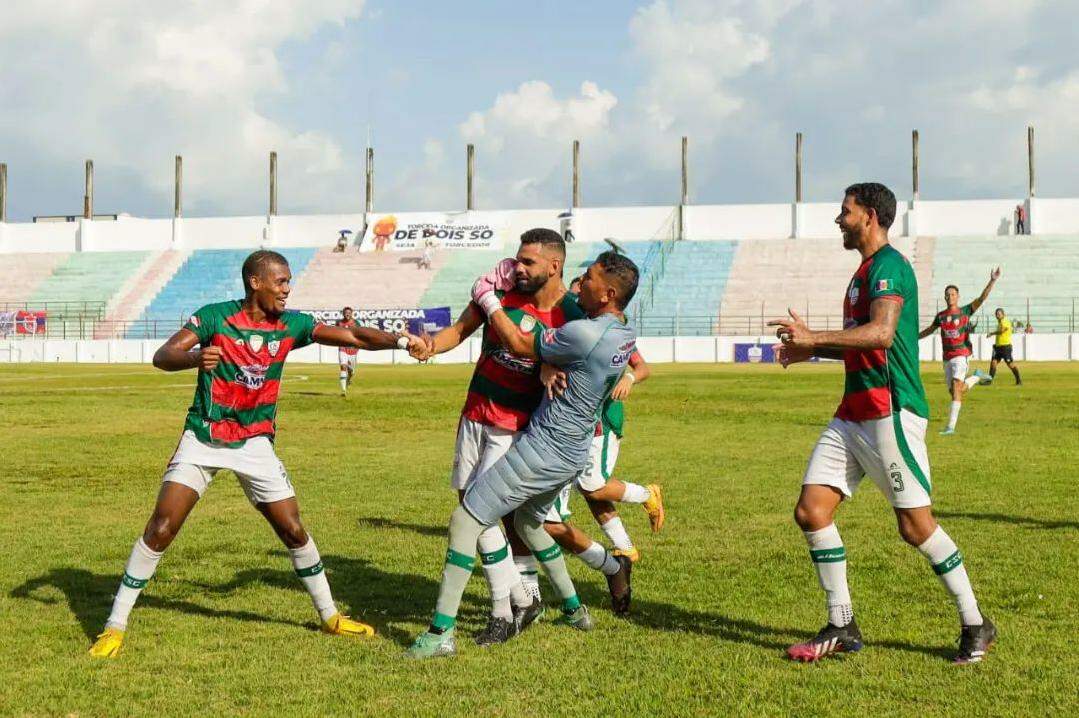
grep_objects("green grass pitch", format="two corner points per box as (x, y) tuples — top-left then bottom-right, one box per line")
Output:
(1, 362), (1076, 717)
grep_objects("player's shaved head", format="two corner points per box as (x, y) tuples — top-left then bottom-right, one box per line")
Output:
(242, 250), (290, 295)
(520, 228), (566, 259)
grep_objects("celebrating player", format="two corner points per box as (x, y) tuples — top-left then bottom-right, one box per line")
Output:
(770, 183), (995, 665)
(421, 228), (613, 645)
(337, 306), (359, 396)
(918, 269), (999, 434)
(89, 250), (427, 658)
(407, 251), (640, 658)
(986, 308), (1023, 385)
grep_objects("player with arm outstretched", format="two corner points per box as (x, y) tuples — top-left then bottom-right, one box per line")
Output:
(918, 269), (999, 434)
(89, 250), (427, 658)
(770, 183), (995, 665)
(407, 252), (640, 658)
(337, 306), (359, 396)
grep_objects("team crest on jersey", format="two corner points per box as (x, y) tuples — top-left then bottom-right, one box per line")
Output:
(189, 315), (200, 328)
(248, 335), (264, 353)
(519, 315), (537, 333)
(235, 363), (268, 390)
(848, 281), (860, 306)
(267, 339), (281, 357)
(234, 337), (244, 347)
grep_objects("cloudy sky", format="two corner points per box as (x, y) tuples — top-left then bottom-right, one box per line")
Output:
(2, 0), (1076, 220)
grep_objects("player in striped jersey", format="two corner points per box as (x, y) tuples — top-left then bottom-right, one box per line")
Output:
(89, 250), (428, 658)
(919, 270), (1000, 434)
(337, 306), (359, 396)
(771, 183), (995, 665)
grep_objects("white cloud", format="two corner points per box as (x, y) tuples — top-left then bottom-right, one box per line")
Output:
(0, 1), (365, 216)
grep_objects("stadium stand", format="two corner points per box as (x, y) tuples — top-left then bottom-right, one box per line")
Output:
(97, 250), (191, 338)
(127, 247), (317, 337)
(930, 235), (1079, 328)
(288, 247), (442, 311)
(0, 252), (70, 304)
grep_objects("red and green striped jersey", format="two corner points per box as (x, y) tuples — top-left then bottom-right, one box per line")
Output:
(933, 304), (975, 360)
(836, 244), (928, 422)
(182, 300), (317, 447)
(337, 319), (359, 356)
(462, 290), (586, 431)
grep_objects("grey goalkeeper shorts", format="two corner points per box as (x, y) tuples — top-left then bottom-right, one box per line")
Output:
(461, 434), (579, 527)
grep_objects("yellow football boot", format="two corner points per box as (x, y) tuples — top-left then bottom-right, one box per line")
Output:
(642, 483), (665, 533)
(612, 548), (641, 563)
(88, 627), (124, 658)
(321, 613), (376, 637)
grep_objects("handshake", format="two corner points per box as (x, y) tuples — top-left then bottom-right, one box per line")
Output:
(404, 258), (519, 363)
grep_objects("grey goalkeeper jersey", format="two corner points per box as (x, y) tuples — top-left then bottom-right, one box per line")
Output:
(525, 312), (637, 471)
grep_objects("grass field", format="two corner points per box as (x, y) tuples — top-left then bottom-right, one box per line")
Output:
(1, 361), (1077, 717)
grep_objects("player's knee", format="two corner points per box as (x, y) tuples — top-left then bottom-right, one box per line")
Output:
(543, 521), (569, 541)
(896, 514), (936, 546)
(793, 501), (830, 531)
(144, 515), (179, 551)
(277, 520), (308, 549)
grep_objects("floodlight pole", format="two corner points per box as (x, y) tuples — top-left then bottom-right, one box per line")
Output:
(1027, 125), (1035, 197)
(0, 163), (7, 223)
(174, 155), (182, 218)
(795, 133), (803, 203)
(466, 144), (475, 210)
(84, 159), (94, 219)
(269, 151), (278, 216)
(365, 147), (374, 212)
(912, 130), (920, 200)
(572, 139), (580, 208)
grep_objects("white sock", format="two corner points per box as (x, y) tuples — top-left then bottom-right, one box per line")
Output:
(339, 371), (347, 393)
(577, 541), (621, 576)
(288, 537), (338, 623)
(600, 516), (634, 552)
(964, 375), (980, 390)
(804, 524), (853, 627)
(947, 401), (962, 430)
(105, 537), (163, 631)
(477, 525), (526, 616)
(917, 526), (983, 626)
(514, 554), (541, 600)
(621, 483), (651, 504)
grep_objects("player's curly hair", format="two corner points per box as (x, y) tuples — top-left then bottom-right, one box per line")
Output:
(241, 250), (289, 295)
(595, 250), (639, 309)
(844, 182), (896, 229)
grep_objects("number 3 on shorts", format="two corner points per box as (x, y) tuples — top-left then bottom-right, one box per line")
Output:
(888, 463), (904, 493)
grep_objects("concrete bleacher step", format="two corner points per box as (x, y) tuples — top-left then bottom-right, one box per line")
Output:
(0, 253), (71, 304)
(288, 247), (441, 310)
(97, 250), (191, 338)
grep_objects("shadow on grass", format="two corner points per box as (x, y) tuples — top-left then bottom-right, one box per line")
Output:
(356, 516), (446, 538)
(9, 568), (308, 641)
(936, 510), (1079, 531)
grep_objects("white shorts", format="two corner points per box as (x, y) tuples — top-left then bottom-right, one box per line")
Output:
(944, 356), (969, 386)
(451, 416), (569, 522)
(802, 410), (932, 509)
(164, 430), (295, 506)
(339, 350), (357, 369)
(575, 429), (621, 493)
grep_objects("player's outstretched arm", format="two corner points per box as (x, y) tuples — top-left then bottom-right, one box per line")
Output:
(918, 317), (939, 340)
(313, 323), (427, 358)
(770, 300), (901, 353)
(153, 328), (220, 372)
(969, 266), (1001, 313)
(428, 303), (484, 355)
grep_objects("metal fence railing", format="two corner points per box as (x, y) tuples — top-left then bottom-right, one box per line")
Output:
(0, 300), (107, 319)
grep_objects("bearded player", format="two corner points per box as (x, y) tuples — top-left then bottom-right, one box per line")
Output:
(89, 250), (427, 658)
(408, 251), (640, 658)
(423, 229), (625, 644)
(918, 270), (999, 435)
(771, 183), (995, 665)
(337, 306), (359, 396)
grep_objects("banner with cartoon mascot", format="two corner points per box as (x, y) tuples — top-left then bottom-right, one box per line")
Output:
(361, 212), (506, 252)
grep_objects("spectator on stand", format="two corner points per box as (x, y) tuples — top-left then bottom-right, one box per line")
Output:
(1015, 204), (1026, 235)
(333, 230), (351, 253)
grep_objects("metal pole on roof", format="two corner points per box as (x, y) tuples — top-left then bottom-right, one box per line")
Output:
(0, 162), (7, 222)
(174, 155), (183, 218)
(681, 136), (689, 206)
(912, 130), (920, 200)
(795, 133), (803, 203)
(84, 159), (94, 219)
(365, 147), (374, 213)
(466, 144), (475, 210)
(269, 151), (278, 216)
(1027, 125), (1035, 197)
(572, 139), (580, 208)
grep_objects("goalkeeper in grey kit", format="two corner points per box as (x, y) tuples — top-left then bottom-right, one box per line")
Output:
(408, 251), (641, 658)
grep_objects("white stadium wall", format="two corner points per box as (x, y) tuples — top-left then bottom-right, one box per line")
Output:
(3, 195), (1079, 254)
(3, 334), (1077, 364)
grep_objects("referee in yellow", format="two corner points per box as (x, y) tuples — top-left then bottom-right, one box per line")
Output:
(986, 308), (1023, 385)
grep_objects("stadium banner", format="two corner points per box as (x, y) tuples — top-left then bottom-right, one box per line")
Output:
(361, 212), (507, 252)
(733, 342), (823, 363)
(300, 307), (453, 335)
(0, 310), (47, 337)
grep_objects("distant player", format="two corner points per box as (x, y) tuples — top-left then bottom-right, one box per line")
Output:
(407, 252), (640, 658)
(918, 269), (1000, 434)
(986, 308), (1022, 385)
(337, 306), (358, 396)
(771, 183), (995, 665)
(89, 250), (427, 658)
